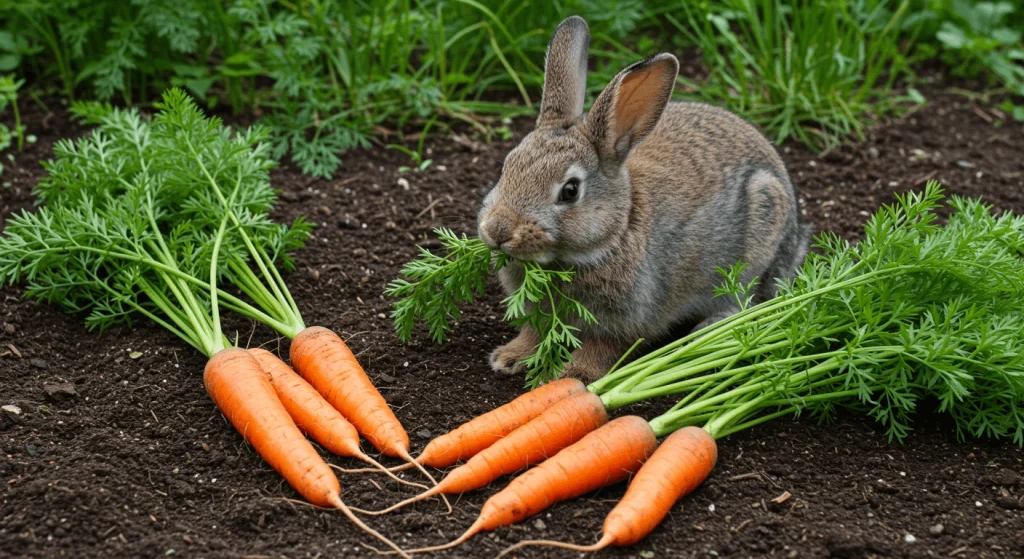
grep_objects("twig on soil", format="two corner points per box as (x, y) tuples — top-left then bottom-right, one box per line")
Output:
(912, 170), (939, 187)
(727, 472), (765, 483)
(731, 518), (753, 533)
(415, 194), (441, 220)
(971, 105), (993, 124)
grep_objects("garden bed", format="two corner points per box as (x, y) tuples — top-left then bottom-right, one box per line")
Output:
(1, 76), (1023, 558)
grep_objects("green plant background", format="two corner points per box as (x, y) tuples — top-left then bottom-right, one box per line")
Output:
(0, 0), (1021, 177)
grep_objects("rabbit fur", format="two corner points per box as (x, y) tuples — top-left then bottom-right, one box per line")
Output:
(478, 16), (810, 381)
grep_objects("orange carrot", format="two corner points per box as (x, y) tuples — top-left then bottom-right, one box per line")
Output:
(405, 415), (658, 554)
(290, 327), (409, 457)
(288, 327), (446, 507)
(249, 348), (425, 490)
(354, 391), (608, 515)
(416, 377), (587, 468)
(203, 348), (410, 558)
(497, 426), (718, 556)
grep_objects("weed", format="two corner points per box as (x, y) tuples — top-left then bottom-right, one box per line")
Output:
(666, 0), (914, 152)
(0, 74), (24, 176)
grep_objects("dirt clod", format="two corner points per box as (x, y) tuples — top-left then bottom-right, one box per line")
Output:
(42, 382), (78, 402)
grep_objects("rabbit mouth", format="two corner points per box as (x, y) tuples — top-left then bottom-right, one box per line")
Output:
(503, 248), (556, 264)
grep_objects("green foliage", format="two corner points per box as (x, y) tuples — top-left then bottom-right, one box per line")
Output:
(596, 182), (1024, 446)
(0, 88), (313, 354)
(387, 228), (502, 344)
(905, 0), (1024, 95)
(5, 0), (1012, 175)
(0, 1), (645, 178)
(3, 0), (226, 103)
(666, 0), (915, 152)
(0, 74), (24, 174)
(386, 228), (595, 387)
(503, 263), (597, 387)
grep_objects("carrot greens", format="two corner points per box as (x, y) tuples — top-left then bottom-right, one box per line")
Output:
(589, 183), (1024, 445)
(387, 228), (596, 387)
(0, 88), (312, 351)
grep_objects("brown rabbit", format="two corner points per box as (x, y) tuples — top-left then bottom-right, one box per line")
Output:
(478, 16), (810, 381)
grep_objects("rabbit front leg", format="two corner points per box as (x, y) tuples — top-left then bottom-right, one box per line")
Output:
(560, 337), (625, 382)
(489, 325), (540, 375)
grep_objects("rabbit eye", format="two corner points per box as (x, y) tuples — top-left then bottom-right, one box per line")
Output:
(558, 178), (581, 203)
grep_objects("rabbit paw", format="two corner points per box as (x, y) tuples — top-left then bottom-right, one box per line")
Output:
(489, 344), (529, 375)
(489, 328), (540, 375)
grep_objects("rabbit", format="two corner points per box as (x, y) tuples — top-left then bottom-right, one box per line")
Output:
(477, 16), (810, 381)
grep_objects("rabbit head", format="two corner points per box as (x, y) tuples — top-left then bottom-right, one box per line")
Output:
(477, 16), (679, 268)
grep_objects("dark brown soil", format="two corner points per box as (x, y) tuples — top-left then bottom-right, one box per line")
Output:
(2, 77), (1023, 559)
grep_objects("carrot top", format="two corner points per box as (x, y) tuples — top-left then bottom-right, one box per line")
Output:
(387, 228), (597, 387)
(591, 183), (1024, 445)
(0, 89), (319, 350)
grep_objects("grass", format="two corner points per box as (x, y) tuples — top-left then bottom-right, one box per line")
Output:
(663, 0), (916, 152)
(0, 1), (1018, 175)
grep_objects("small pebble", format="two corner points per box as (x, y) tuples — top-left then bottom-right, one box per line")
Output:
(416, 429), (432, 439)
(43, 382), (78, 402)
(929, 524), (944, 535)
(975, 501), (983, 507)
(708, 504), (715, 512)
(904, 534), (916, 544)
(955, 160), (975, 168)
(533, 519), (546, 531)
(868, 147), (880, 158)
(29, 358), (48, 370)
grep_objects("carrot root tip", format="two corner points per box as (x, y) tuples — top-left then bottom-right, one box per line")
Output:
(331, 495), (412, 559)
(404, 523), (481, 554)
(399, 450), (452, 515)
(496, 534), (614, 558)
(350, 485), (442, 516)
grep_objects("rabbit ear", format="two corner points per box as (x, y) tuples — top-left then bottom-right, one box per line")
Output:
(537, 16), (590, 128)
(585, 53), (679, 166)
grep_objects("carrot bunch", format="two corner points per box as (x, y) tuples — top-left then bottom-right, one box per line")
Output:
(0, 89), (422, 556)
(372, 183), (1024, 555)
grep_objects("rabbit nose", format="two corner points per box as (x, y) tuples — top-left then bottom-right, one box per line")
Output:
(481, 219), (513, 248)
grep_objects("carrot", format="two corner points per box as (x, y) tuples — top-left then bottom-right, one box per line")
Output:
(248, 348), (425, 490)
(290, 327), (409, 456)
(404, 415), (658, 554)
(497, 426), (718, 556)
(288, 327), (447, 508)
(354, 391), (608, 515)
(416, 377), (587, 468)
(203, 348), (410, 558)
(351, 377), (587, 475)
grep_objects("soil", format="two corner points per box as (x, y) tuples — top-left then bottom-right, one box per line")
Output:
(1, 71), (1023, 559)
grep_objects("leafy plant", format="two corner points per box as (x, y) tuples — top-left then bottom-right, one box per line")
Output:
(387, 228), (595, 387)
(912, 0), (1024, 94)
(0, 74), (24, 175)
(593, 182), (1024, 445)
(6, 89), (312, 342)
(665, 0), (914, 151)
